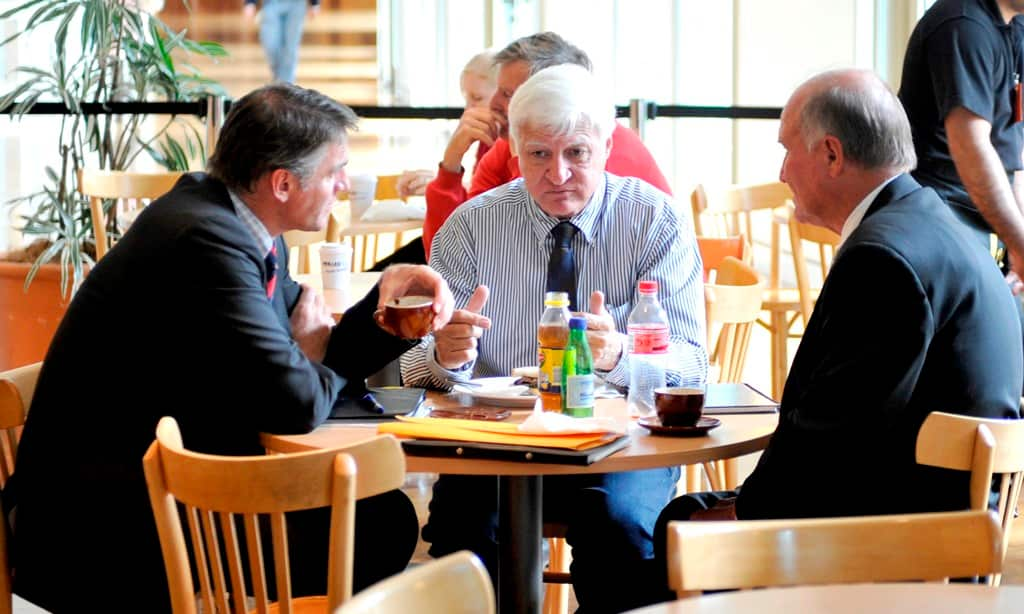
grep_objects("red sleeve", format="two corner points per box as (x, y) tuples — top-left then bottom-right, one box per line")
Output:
(423, 164), (468, 257)
(467, 138), (515, 199)
(605, 124), (673, 195)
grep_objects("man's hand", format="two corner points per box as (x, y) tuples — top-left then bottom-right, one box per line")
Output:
(575, 291), (623, 371)
(397, 169), (435, 198)
(440, 107), (503, 173)
(434, 285), (491, 370)
(377, 264), (455, 333)
(689, 497), (738, 521)
(290, 284), (334, 362)
(1007, 249), (1024, 295)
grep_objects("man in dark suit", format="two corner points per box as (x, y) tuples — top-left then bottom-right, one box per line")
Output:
(6, 84), (454, 613)
(628, 69), (1023, 610)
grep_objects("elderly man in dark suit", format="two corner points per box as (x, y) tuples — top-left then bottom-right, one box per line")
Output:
(626, 68), (1023, 610)
(6, 84), (454, 613)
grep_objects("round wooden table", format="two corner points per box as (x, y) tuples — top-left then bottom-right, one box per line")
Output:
(262, 396), (777, 614)
(626, 583), (1024, 614)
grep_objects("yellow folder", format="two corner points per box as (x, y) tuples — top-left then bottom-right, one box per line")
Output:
(378, 416), (623, 451)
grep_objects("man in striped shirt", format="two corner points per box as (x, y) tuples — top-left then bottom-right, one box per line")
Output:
(401, 64), (707, 613)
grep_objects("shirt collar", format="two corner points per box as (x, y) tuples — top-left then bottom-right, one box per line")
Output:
(838, 174), (898, 247)
(228, 188), (274, 255)
(525, 173), (607, 245)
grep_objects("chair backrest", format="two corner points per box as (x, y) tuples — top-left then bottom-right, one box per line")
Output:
(79, 169), (183, 261)
(696, 235), (750, 283)
(143, 417), (406, 614)
(0, 362), (37, 614)
(691, 182), (793, 290)
(332, 551), (495, 614)
(704, 257), (764, 384)
(786, 205), (840, 326)
(666, 509), (1002, 598)
(916, 411), (1024, 584)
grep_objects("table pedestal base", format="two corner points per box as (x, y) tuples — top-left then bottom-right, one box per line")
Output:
(498, 475), (543, 614)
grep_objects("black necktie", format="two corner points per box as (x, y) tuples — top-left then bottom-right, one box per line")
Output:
(546, 221), (578, 311)
(265, 243), (278, 300)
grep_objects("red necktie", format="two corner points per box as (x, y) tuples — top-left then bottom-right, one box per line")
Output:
(265, 243), (278, 299)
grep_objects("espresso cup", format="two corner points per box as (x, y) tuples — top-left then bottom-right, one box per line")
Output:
(654, 387), (705, 426)
(375, 295), (434, 339)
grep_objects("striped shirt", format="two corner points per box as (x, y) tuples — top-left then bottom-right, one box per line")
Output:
(400, 173), (707, 389)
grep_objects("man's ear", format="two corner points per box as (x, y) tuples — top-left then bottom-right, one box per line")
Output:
(822, 135), (844, 177)
(269, 168), (294, 201)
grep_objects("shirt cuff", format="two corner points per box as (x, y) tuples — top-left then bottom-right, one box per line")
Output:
(434, 163), (466, 187)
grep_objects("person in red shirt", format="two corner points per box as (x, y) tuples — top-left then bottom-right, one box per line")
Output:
(423, 31), (672, 255)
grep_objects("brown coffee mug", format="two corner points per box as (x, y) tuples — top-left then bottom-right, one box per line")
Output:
(654, 387), (705, 426)
(375, 296), (434, 339)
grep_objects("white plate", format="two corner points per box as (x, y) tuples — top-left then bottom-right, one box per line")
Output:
(452, 376), (538, 408)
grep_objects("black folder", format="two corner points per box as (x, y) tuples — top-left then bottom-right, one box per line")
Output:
(704, 383), (778, 414)
(329, 386), (426, 420)
(400, 434), (631, 466)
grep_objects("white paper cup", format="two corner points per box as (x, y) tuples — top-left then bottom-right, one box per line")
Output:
(320, 242), (352, 290)
(348, 174), (377, 222)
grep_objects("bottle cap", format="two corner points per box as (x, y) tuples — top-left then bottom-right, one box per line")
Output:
(544, 291), (570, 307)
(569, 316), (586, 330)
(638, 280), (659, 294)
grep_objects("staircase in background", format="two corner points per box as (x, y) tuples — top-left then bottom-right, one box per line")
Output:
(159, 0), (378, 105)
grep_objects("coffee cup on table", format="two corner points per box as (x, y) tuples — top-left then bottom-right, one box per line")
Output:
(654, 387), (705, 426)
(319, 242), (352, 289)
(348, 174), (377, 222)
(375, 296), (434, 339)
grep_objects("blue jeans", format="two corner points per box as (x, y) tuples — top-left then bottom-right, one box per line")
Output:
(259, 0), (306, 83)
(423, 468), (680, 614)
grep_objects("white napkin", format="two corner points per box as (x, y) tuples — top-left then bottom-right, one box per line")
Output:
(359, 198), (426, 222)
(517, 411), (626, 435)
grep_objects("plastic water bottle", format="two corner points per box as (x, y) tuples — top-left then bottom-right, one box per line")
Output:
(627, 280), (670, 418)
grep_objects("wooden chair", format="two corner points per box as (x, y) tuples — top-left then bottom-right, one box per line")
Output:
(696, 235), (750, 282)
(692, 256), (765, 492)
(0, 362), (39, 614)
(784, 204), (840, 327)
(143, 417), (406, 614)
(667, 509), (1002, 598)
(691, 182), (800, 399)
(333, 551), (494, 614)
(79, 169), (183, 261)
(916, 411), (1024, 585)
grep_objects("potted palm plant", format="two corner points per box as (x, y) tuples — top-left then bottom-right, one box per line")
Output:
(0, 0), (227, 370)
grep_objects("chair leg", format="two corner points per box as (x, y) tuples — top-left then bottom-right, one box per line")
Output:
(685, 465), (702, 493)
(769, 310), (789, 400)
(543, 537), (571, 614)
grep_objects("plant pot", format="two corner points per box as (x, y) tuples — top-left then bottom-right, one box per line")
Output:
(0, 262), (74, 371)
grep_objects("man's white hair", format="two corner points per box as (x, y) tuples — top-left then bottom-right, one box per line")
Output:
(508, 64), (615, 154)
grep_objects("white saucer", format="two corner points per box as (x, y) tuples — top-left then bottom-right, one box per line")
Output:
(452, 376), (538, 408)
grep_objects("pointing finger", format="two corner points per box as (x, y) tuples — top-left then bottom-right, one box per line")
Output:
(465, 285), (490, 313)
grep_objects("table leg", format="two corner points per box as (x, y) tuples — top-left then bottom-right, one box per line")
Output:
(498, 475), (543, 614)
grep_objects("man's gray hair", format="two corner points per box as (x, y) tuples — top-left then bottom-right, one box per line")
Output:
(493, 31), (592, 75)
(799, 70), (916, 172)
(208, 83), (358, 193)
(508, 64), (615, 153)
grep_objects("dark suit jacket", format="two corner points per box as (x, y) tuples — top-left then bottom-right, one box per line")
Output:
(8, 173), (414, 612)
(736, 174), (1023, 520)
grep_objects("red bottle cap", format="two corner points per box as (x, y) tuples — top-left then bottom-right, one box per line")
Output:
(638, 280), (659, 294)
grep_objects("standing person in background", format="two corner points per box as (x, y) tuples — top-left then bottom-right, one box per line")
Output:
(371, 49), (500, 269)
(244, 0), (317, 83)
(899, 0), (1024, 296)
(421, 31), (673, 256)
